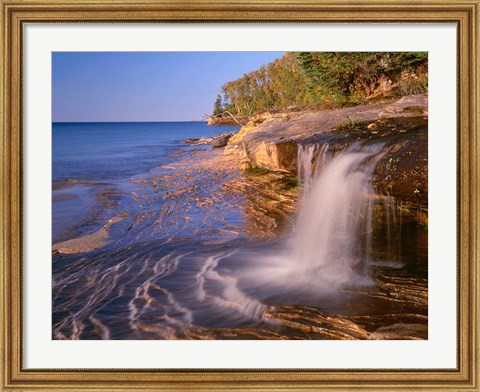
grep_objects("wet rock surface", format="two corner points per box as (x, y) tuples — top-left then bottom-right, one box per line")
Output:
(53, 98), (429, 340)
(53, 147), (428, 340)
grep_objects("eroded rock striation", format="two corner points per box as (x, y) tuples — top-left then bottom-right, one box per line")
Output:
(225, 94), (428, 206)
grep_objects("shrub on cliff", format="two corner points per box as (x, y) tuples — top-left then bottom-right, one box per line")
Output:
(297, 52), (428, 101)
(213, 52), (428, 117)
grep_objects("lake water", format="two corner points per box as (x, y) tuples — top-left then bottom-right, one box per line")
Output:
(52, 122), (240, 243)
(52, 121), (427, 340)
(53, 122), (240, 182)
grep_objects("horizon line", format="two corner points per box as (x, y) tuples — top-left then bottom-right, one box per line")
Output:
(52, 120), (209, 124)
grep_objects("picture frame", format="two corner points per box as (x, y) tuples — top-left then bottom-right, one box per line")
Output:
(1, 0), (478, 390)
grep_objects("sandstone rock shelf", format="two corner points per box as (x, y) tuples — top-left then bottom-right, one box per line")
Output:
(225, 94), (428, 207)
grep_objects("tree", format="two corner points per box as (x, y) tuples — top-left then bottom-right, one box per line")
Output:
(214, 52), (428, 116)
(212, 94), (223, 116)
(297, 52), (428, 101)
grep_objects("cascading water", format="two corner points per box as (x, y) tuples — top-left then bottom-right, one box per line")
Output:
(293, 142), (386, 280)
(234, 141), (389, 301)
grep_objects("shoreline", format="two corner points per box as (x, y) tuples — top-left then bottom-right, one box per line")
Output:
(52, 113), (428, 340)
(53, 94), (429, 255)
(52, 149), (299, 254)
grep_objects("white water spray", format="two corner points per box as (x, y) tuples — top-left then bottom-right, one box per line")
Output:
(293, 142), (386, 280)
(235, 142), (388, 299)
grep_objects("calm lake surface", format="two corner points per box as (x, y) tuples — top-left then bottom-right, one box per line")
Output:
(52, 122), (240, 242)
(53, 122), (240, 182)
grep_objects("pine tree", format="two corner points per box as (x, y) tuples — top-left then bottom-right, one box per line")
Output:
(212, 94), (223, 116)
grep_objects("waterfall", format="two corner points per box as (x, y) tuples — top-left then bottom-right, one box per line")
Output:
(223, 141), (394, 303)
(293, 142), (386, 278)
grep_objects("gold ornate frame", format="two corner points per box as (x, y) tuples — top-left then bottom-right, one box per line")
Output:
(1, 1), (478, 390)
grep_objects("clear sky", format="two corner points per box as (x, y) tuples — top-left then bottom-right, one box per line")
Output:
(52, 52), (285, 122)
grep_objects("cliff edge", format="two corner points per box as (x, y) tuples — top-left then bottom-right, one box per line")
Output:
(225, 94), (428, 207)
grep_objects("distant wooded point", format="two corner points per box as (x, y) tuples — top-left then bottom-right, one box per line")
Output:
(212, 52), (428, 117)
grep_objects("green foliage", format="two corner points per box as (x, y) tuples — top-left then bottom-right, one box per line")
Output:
(212, 94), (223, 116)
(275, 175), (298, 190)
(334, 119), (371, 132)
(219, 53), (308, 116)
(297, 52), (428, 101)
(213, 52), (428, 117)
(245, 167), (270, 175)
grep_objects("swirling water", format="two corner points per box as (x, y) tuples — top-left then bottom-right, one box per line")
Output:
(52, 123), (426, 340)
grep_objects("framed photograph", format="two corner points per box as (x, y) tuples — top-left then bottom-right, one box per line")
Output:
(1, 0), (478, 390)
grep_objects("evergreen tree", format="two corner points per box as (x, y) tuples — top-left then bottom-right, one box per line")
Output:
(212, 94), (223, 116)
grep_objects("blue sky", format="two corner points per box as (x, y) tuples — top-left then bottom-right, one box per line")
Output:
(52, 52), (285, 122)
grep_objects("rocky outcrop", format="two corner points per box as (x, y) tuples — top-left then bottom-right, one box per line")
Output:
(210, 133), (233, 147)
(184, 133), (234, 148)
(184, 136), (213, 145)
(225, 94), (428, 205)
(207, 115), (248, 126)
